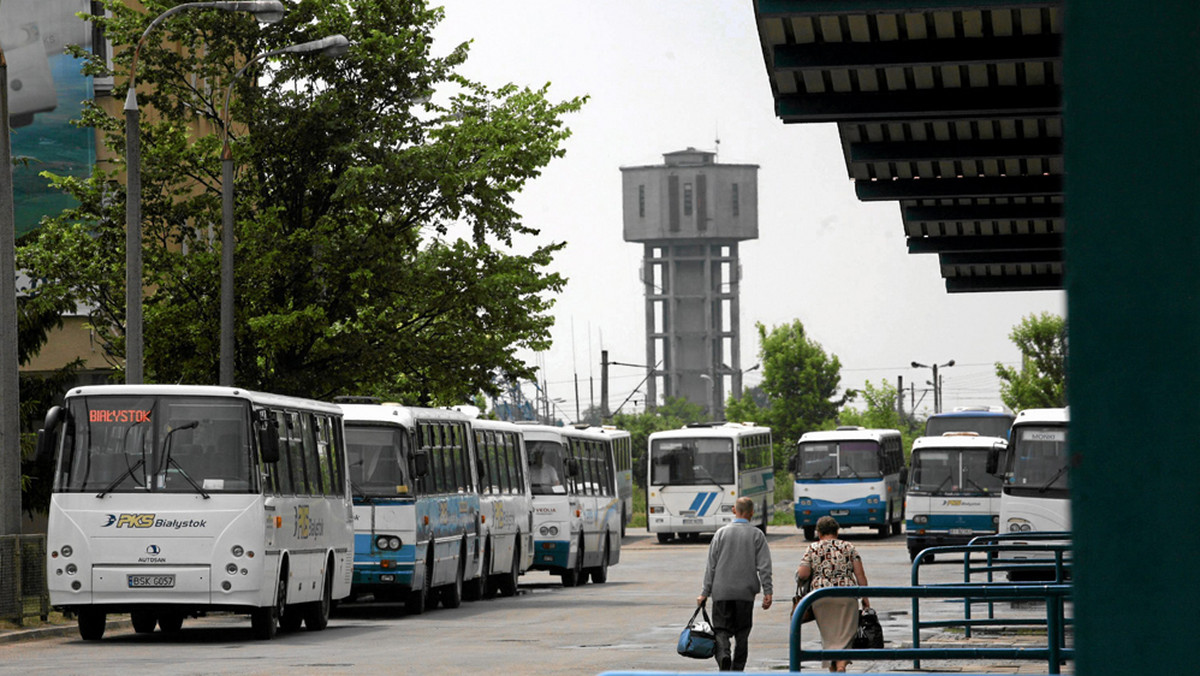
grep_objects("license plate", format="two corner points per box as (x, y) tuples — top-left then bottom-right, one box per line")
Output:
(949, 528), (973, 535)
(831, 510), (849, 516)
(128, 574), (175, 588)
(683, 518), (704, 524)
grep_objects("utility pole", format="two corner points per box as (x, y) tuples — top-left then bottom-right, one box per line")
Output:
(1, 45), (22, 535)
(897, 375), (904, 418)
(600, 350), (610, 419)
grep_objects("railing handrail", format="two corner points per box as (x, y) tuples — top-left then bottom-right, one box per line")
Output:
(789, 584), (1074, 673)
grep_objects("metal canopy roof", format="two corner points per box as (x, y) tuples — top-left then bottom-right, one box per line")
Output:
(753, 0), (1063, 292)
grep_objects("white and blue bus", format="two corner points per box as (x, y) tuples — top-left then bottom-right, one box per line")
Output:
(924, 406), (1015, 439)
(520, 423), (623, 586)
(905, 432), (1006, 561)
(38, 385), (354, 641)
(992, 407), (1071, 537)
(340, 402), (482, 613)
(791, 427), (906, 540)
(646, 422), (774, 542)
(607, 427), (634, 537)
(469, 418), (534, 597)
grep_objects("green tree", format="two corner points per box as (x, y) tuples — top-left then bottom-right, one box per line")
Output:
(611, 397), (705, 488)
(18, 0), (583, 404)
(995, 312), (1067, 411)
(837, 379), (922, 460)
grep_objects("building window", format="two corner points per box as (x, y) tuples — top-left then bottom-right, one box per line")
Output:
(732, 183), (740, 216)
(638, 184), (645, 218)
(683, 183), (693, 217)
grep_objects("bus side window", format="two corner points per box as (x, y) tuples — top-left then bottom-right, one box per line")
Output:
(272, 410), (293, 495)
(301, 414), (321, 495)
(508, 434), (524, 494)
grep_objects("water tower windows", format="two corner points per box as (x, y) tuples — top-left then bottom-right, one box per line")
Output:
(638, 184), (645, 218)
(696, 174), (708, 232)
(668, 175), (680, 232)
(683, 182), (694, 217)
(732, 183), (740, 217)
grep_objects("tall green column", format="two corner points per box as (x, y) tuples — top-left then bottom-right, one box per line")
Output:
(1064, 3), (1200, 673)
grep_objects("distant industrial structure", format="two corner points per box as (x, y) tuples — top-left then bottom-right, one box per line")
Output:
(621, 148), (759, 419)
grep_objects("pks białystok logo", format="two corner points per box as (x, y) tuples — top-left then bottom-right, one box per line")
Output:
(103, 513), (156, 528)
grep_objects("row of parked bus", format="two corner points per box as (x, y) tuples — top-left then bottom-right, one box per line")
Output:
(785, 407), (1071, 562)
(35, 385), (633, 641)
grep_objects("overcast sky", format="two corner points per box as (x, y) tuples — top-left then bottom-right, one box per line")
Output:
(432, 1), (1065, 421)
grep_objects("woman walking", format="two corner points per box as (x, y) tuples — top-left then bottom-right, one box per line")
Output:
(795, 516), (870, 672)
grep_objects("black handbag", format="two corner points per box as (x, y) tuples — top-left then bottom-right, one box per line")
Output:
(852, 607), (884, 649)
(677, 604), (717, 659)
(791, 578), (814, 623)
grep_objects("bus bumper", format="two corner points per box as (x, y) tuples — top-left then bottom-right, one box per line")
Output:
(648, 515), (734, 535)
(531, 539), (570, 571)
(794, 499), (885, 528)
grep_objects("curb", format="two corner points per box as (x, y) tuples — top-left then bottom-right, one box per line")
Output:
(0, 619), (131, 645)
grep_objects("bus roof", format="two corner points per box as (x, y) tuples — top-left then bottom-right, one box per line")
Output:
(340, 402), (472, 426)
(512, 421), (567, 443)
(66, 384), (342, 415)
(1013, 407), (1069, 425)
(911, 434), (1007, 451)
(468, 418), (525, 433)
(647, 422), (772, 442)
(797, 428), (901, 444)
(928, 408), (1013, 418)
(568, 424), (631, 441)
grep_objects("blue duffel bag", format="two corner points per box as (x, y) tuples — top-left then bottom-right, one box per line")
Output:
(677, 604), (717, 659)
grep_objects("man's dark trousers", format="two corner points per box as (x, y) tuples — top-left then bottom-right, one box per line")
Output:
(712, 599), (754, 671)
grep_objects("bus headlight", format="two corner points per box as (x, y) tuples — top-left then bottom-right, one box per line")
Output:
(913, 515), (929, 525)
(389, 536), (402, 550)
(798, 499), (812, 506)
(649, 506), (664, 514)
(1007, 518), (1033, 532)
(60, 545), (74, 558)
(65, 564), (78, 575)
(866, 497), (880, 504)
(539, 525), (559, 537)
(719, 504), (733, 513)
(227, 563), (239, 575)
(231, 545), (244, 557)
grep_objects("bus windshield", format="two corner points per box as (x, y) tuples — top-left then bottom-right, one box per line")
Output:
(910, 448), (1004, 495)
(345, 424), (412, 497)
(60, 395), (253, 494)
(1009, 426), (1069, 493)
(649, 438), (734, 486)
(926, 415), (1014, 439)
(527, 440), (568, 495)
(796, 440), (882, 479)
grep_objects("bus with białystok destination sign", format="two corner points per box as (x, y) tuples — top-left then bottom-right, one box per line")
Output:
(38, 385), (354, 641)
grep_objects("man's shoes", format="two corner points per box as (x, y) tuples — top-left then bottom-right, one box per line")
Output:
(719, 656), (732, 671)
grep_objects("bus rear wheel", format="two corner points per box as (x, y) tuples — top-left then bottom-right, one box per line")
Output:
(590, 538), (610, 584)
(303, 566), (333, 631)
(498, 541), (521, 597)
(656, 532), (672, 544)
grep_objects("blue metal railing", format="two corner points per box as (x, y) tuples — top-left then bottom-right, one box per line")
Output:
(789, 585), (1074, 673)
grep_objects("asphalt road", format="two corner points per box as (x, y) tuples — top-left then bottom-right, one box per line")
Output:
(0, 527), (1017, 675)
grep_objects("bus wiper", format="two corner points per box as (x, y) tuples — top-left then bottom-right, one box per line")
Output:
(935, 475), (951, 492)
(696, 472), (725, 491)
(841, 465), (862, 479)
(1038, 465), (1069, 493)
(97, 459), (145, 499)
(964, 477), (987, 492)
(350, 479), (372, 503)
(162, 456), (211, 499)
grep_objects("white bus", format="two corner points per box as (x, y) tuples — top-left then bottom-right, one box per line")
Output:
(646, 422), (774, 542)
(791, 427), (906, 540)
(607, 427), (634, 537)
(38, 385), (353, 640)
(992, 407), (1071, 536)
(340, 403), (483, 613)
(469, 418), (534, 597)
(521, 423), (623, 586)
(905, 432), (1006, 561)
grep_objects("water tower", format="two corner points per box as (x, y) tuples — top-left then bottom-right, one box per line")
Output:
(621, 148), (759, 418)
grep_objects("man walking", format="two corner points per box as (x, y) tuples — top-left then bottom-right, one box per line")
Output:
(697, 497), (773, 671)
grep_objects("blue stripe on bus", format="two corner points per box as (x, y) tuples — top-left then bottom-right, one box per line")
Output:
(699, 492), (718, 516)
(689, 493), (708, 512)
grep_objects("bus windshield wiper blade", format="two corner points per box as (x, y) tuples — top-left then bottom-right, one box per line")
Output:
(164, 456), (210, 499)
(97, 459), (144, 498)
(1038, 465), (1069, 493)
(935, 475), (951, 492)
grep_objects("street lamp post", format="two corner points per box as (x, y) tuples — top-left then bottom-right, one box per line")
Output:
(911, 359), (955, 413)
(124, 1), (285, 384)
(219, 34), (349, 386)
(699, 373), (715, 419)
(1, 43), (21, 535)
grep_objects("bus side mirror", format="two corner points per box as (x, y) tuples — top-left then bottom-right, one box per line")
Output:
(476, 457), (487, 482)
(899, 466), (909, 485)
(411, 450), (430, 478)
(986, 442), (1005, 475)
(787, 454), (798, 474)
(567, 458), (580, 477)
(36, 405), (66, 463)
(255, 410), (280, 463)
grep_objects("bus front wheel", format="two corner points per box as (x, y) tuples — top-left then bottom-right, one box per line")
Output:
(656, 532), (672, 544)
(131, 609), (157, 634)
(803, 526), (816, 541)
(77, 608), (106, 641)
(590, 538), (610, 584)
(251, 570), (287, 640)
(561, 537), (585, 587)
(407, 549), (434, 615)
